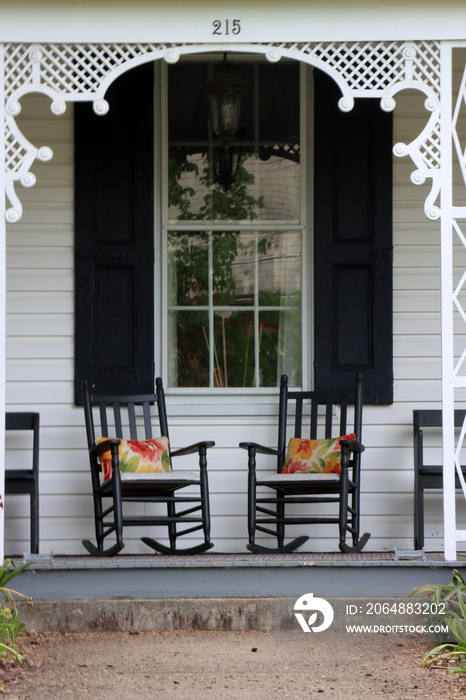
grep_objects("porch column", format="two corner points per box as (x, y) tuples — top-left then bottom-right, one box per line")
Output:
(0, 44), (6, 564)
(440, 42), (466, 561)
(440, 41), (456, 561)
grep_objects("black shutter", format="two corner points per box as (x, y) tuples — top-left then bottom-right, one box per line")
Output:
(74, 64), (154, 404)
(314, 71), (393, 404)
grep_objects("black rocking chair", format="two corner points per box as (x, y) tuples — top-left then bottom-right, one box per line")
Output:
(82, 378), (215, 556)
(240, 373), (370, 554)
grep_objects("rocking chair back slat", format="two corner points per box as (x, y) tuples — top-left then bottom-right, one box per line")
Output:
(90, 392), (161, 442)
(99, 403), (109, 438)
(288, 392), (352, 439)
(310, 398), (319, 437)
(295, 398), (304, 437)
(83, 382), (96, 447)
(113, 403), (123, 438)
(126, 402), (135, 438)
(324, 399), (333, 438)
(339, 397), (348, 437)
(142, 401), (153, 438)
(156, 377), (169, 437)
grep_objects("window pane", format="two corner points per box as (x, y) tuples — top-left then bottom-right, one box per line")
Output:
(212, 231), (254, 306)
(168, 64), (209, 142)
(168, 231), (209, 306)
(167, 60), (300, 223)
(259, 309), (302, 387)
(258, 63), (299, 142)
(168, 310), (209, 387)
(214, 311), (255, 387)
(243, 154), (300, 221)
(257, 230), (301, 306)
(168, 150), (299, 222)
(167, 229), (302, 388)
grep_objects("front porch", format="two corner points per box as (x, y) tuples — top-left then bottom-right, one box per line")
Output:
(3, 6), (466, 565)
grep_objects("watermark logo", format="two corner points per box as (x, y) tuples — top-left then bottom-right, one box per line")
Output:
(290, 595), (450, 638)
(294, 593), (334, 633)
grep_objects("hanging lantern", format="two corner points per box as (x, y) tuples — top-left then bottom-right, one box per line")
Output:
(203, 58), (247, 191)
(212, 144), (241, 191)
(203, 63), (247, 139)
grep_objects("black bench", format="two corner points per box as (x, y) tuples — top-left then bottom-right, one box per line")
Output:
(413, 409), (466, 550)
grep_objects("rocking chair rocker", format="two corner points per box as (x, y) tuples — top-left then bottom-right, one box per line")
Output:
(82, 378), (214, 556)
(240, 373), (370, 554)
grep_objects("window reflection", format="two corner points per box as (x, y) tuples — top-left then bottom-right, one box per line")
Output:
(166, 59), (302, 388)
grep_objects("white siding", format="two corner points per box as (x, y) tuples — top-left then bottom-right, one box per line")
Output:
(4, 81), (461, 556)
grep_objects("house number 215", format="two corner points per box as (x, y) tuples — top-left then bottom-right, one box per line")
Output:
(212, 19), (241, 35)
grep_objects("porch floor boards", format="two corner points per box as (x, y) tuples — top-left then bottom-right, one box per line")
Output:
(14, 549), (462, 570)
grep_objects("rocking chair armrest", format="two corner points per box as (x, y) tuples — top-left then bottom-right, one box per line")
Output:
(170, 441), (215, 458)
(340, 439), (365, 455)
(89, 438), (121, 459)
(239, 442), (280, 457)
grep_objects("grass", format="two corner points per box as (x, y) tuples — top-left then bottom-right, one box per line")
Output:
(411, 569), (466, 672)
(0, 559), (32, 662)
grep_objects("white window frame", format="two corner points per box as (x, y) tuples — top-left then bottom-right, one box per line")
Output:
(155, 57), (313, 405)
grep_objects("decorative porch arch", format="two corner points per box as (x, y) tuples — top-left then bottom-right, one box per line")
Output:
(1, 39), (465, 559)
(3, 40), (442, 222)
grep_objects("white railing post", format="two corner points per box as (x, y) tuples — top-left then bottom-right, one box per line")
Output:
(0, 44), (6, 565)
(440, 42), (458, 562)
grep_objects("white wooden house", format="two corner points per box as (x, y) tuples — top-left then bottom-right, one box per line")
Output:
(2, 0), (466, 564)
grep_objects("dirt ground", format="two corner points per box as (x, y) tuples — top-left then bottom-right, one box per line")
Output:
(1, 629), (466, 700)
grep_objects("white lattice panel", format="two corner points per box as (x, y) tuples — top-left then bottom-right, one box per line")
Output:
(1, 39), (441, 221)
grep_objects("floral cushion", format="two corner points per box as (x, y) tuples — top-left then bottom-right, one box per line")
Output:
(281, 434), (356, 474)
(96, 437), (171, 481)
